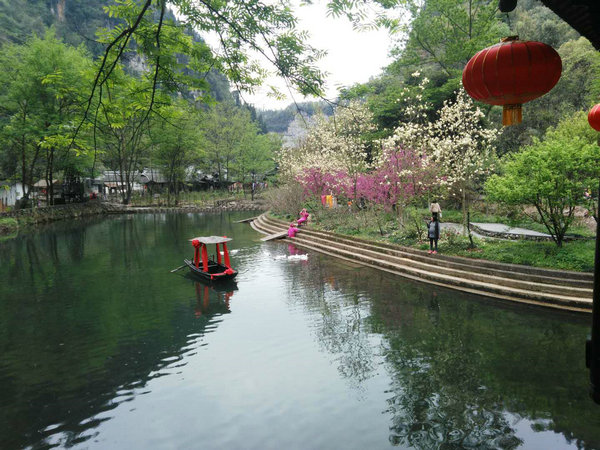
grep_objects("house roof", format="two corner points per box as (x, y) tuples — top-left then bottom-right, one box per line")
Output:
(103, 171), (123, 183)
(33, 179), (60, 187)
(139, 168), (168, 184)
(539, 0), (600, 50)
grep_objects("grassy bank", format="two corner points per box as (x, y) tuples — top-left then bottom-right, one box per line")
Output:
(291, 208), (595, 272)
(128, 189), (250, 207)
(0, 217), (19, 237)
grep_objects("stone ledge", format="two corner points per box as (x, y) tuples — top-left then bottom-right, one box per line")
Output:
(0, 201), (267, 236)
(252, 213), (592, 314)
(265, 215), (592, 282)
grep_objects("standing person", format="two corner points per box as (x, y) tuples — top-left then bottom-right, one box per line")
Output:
(430, 200), (442, 221)
(427, 216), (440, 254)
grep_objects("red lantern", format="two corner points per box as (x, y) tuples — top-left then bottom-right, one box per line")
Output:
(462, 36), (562, 126)
(589, 104), (600, 132)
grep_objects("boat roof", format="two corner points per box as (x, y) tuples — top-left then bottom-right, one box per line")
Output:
(189, 236), (232, 244)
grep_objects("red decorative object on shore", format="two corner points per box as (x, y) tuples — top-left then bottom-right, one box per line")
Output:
(462, 36), (562, 126)
(588, 104), (600, 131)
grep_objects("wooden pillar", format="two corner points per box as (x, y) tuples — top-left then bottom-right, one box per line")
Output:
(201, 244), (209, 272)
(222, 242), (231, 268)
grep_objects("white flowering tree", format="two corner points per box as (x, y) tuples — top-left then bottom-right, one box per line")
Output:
(384, 86), (499, 236)
(278, 100), (375, 200)
(381, 73), (433, 152)
(429, 90), (498, 228)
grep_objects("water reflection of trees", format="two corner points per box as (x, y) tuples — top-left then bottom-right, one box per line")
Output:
(278, 245), (600, 449)
(380, 297), (523, 449)
(278, 251), (377, 385)
(0, 213), (254, 450)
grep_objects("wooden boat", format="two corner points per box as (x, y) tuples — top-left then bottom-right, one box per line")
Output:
(184, 236), (238, 282)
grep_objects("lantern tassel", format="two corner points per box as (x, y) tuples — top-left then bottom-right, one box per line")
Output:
(503, 104), (522, 126)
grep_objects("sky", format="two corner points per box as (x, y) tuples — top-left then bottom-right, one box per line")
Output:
(241, 2), (396, 111)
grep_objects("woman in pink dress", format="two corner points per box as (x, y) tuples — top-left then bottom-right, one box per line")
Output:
(288, 222), (300, 238)
(297, 208), (309, 226)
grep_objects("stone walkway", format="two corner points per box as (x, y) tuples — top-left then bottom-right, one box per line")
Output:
(439, 222), (485, 238)
(439, 222), (552, 240)
(473, 222), (552, 239)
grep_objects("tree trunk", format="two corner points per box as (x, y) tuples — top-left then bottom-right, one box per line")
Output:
(21, 134), (28, 200)
(462, 188), (467, 236)
(467, 211), (475, 248)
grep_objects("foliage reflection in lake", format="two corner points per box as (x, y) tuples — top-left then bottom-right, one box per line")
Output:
(0, 213), (598, 449)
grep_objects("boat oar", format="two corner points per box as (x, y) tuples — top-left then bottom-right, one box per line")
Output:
(170, 264), (186, 273)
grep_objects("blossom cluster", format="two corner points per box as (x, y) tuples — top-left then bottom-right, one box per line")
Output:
(279, 80), (498, 213)
(277, 100), (375, 182)
(295, 147), (439, 212)
(383, 88), (499, 190)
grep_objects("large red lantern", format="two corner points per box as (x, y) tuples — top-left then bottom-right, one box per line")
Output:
(462, 36), (562, 126)
(589, 104), (600, 132)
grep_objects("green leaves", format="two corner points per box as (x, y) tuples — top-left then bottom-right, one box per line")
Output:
(0, 30), (93, 191)
(485, 112), (600, 245)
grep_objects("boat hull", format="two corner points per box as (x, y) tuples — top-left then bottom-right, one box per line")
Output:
(184, 259), (238, 282)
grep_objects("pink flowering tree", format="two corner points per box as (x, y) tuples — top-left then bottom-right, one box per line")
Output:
(296, 167), (352, 200)
(375, 147), (439, 218)
(345, 147), (440, 236)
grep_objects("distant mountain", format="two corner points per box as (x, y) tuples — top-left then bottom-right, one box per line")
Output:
(0, 0), (233, 102)
(258, 101), (333, 134)
(0, 0), (113, 51)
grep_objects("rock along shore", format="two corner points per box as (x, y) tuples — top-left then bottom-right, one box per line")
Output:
(0, 199), (267, 235)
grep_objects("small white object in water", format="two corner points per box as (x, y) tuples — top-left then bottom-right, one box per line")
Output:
(220, 249), (240, 255)
(288, 254), (308, 260)
(274, 254), (308, 261)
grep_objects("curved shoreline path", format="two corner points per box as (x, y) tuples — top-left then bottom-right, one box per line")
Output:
(250, 213), (593, 314)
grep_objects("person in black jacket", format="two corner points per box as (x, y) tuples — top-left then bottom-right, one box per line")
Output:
(427, 216), (440, 254)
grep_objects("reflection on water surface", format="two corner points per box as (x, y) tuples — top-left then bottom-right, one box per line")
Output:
(0, 212), (598, 449)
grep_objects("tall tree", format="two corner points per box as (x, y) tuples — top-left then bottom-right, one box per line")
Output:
(384, 87), (498, 238)
(0, 30), (91, 204)
(278, 100), (375, 202)
(234, 132), (279, 199)
(151, 102), (204, 205)
(201, 102), (257, 186)
(95, 68), (156, 204)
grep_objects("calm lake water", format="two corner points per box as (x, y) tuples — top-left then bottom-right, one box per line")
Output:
(1, 212), (599, 449)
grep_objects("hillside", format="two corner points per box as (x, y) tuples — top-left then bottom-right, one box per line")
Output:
(258, 101), (334, 134)
(0, 0), (233, 102)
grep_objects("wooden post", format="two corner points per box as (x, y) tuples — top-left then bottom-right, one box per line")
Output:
(201, 244), (209, 272)
(222, 242), (231, 268)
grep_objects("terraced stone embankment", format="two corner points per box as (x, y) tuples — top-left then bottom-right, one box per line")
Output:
(250, 213), (594, 314)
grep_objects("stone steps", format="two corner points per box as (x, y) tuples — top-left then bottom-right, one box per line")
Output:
(265, 216), (591, 286)
(251, 214), (593, 313)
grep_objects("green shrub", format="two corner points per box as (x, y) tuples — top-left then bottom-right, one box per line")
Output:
(0, 218), (19, 235)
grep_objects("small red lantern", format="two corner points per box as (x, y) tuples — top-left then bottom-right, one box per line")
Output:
(462, 36), (562, 126)
(589, 105), (600, 132)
